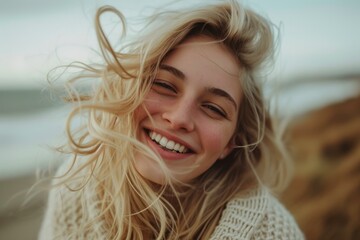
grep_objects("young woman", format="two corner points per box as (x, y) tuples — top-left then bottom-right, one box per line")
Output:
(39, 1), (304, 239)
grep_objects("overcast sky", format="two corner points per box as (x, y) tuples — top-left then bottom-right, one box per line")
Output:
(1, 0), (360, 89)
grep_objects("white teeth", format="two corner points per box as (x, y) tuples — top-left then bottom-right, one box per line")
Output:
(155, 134), (161, 142)
(166, 140), (175, 149)
(148, 131), (188, 153)
(159, 137), (167, 147)
(150, 131), (155, 139)
(174, 143), (180, 151)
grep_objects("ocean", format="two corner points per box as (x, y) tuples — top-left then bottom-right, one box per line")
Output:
(0, 88), (64, 116)
(0, 88), (66, 179)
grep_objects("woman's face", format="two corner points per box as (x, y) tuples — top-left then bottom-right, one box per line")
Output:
(134, 35), (242, 184)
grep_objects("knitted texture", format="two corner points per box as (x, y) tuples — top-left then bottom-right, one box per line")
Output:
(209, 188), (304, 239)
(39, 164), (304, 239)
(39, 163), (108, 240)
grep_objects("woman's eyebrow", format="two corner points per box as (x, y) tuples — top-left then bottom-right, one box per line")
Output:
(207, 87), (238, 110)
(159, 64), (185, 79)
(160, 64), (238, 110)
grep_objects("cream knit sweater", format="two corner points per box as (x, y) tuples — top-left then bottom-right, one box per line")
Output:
(39, 165), (304, 239)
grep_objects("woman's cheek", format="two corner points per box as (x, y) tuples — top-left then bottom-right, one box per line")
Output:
(201, 127), (230, 151)
(133, 99), (161, 124)
(143, 92), (170, 110)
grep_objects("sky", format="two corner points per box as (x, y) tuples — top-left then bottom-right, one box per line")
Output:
(1, 0), (359, 89)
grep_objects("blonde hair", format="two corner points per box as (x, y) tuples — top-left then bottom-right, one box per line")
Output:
(54, 0), (292, 239)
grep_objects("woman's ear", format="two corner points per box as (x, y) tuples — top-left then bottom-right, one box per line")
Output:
(219, 141), (235, 160)
(219, 133), (239, 160)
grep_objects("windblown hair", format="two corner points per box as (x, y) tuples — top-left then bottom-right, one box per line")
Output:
(55, 0), (292, 239)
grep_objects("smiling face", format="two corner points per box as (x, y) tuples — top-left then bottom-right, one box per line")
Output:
(134, 35), (242, 184)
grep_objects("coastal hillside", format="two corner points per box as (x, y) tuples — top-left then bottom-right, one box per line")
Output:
(283, 94), (360, 240)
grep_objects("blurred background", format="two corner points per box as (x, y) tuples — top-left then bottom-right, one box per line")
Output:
(0, 0), (359, 239)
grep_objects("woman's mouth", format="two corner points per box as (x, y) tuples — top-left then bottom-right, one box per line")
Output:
(147, 130), (190, 154)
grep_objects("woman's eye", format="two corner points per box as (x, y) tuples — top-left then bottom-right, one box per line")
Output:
(203, 104), (227, 118)
(152, 80), (177, 93)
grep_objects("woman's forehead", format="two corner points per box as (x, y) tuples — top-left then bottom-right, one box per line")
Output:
(165, 35), (241, 78)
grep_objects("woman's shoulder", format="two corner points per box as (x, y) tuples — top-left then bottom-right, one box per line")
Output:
(46, 158), (100, 214)
(39, 159), (104, 239)
(210, 186), (304, 240)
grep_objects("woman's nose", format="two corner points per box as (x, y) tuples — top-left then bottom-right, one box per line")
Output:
(162, 99), (195, 132)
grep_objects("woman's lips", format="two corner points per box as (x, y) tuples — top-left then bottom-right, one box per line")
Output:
(148, 130), (188, 153)
(144, 129), (193, 160)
